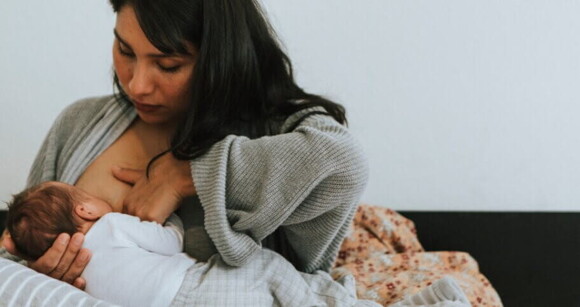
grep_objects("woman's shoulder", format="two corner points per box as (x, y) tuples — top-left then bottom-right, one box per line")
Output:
(278, 105), (336, 134)
(43, 95), (127, 145)
(57, 95), (119, 122)
(51, 95), (126, 130)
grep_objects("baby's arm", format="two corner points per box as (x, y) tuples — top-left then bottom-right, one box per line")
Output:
(164, 214), (185, 239)
(107, 213), (184, 256)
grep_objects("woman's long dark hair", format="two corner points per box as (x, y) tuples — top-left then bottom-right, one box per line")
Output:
(110, 0), (347, 164)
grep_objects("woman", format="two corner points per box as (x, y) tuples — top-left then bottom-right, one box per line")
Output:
(2, 0), (368, 298)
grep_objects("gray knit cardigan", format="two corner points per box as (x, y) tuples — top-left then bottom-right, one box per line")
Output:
(3, 95), (369, 273)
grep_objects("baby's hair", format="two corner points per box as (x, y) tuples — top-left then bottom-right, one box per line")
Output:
(6, 183), (83, 260)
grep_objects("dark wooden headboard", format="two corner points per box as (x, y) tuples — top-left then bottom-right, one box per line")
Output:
(400, 211), (580, 306)
(2, 210), (578, 306)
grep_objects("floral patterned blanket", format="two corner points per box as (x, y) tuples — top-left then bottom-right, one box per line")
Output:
(332, 205), (503, 307)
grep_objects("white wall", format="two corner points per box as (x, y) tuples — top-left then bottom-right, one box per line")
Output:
(1, 1), (579, 211)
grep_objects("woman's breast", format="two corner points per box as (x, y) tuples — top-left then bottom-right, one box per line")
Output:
(73, 121), (217, 257)
(74, 124), (154, 212)
(74, 156), (133, 212)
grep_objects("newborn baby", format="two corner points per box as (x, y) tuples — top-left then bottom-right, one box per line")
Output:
(7, 181), (379, 307)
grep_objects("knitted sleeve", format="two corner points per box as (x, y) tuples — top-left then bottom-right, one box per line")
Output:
(191, 107), (369, 273)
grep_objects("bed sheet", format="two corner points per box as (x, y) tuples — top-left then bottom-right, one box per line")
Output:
(331, 205), (503, 307)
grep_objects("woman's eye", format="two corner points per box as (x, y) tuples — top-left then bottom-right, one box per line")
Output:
(158, 64), (181, 73)
(118, 45), (134, 57)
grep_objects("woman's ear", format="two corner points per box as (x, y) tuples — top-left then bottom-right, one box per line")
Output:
(74, 202), (100, 221)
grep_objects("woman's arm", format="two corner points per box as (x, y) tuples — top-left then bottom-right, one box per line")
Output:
(115, 107), (369, 273)
(192, 108), (369, 272)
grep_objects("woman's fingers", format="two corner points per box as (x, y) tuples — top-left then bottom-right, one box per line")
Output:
(0, 229), (6, 248)
(29, 233), (71, 274)
(29, 232), (87, 283)
(47, 233), (85, 279)
(72, 277), (87, 290)
(30, 233), (90, 288)
(116, 153), (196, 223)
(61, 248), (91, 288)
(112, 165), (144, 185)
(8, 231), (89, 288)
(2, 232), (18, 255)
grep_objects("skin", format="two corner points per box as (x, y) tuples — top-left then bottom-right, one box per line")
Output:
(4, 5), (197, 289)
(112, 5), (197, 128)
(53, 182), (115, 233)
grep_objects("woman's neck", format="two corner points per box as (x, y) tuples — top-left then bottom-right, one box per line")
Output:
(132, 118), (177, 154)
(137, 117), (178, 135)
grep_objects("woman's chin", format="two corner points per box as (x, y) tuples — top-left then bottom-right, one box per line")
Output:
(136, 112), (165, 124)
(136, 112), (179, 129)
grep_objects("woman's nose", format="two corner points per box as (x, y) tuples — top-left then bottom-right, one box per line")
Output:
(128, 64), (154, 97)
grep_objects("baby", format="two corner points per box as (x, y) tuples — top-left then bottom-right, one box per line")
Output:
(7, 181), (194, 307)
(7, 181), (380, 307)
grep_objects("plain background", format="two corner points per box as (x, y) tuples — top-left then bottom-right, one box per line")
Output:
(1, 0), (579, 211)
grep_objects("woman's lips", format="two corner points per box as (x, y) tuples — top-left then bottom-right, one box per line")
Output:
(133, 101), (161, 113)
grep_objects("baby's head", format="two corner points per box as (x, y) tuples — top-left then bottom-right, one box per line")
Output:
(6, 181), (112, 260)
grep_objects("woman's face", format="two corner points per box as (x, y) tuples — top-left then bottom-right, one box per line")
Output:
(113, 5), (197, 126)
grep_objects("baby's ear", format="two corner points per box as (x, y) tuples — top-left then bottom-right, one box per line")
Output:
(74, 203), (99, 221)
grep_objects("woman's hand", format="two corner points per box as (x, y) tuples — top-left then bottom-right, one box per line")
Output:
(112, 152), (196, 224)
(3, 232), (91, 289)
(0, 229), (7, 248)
